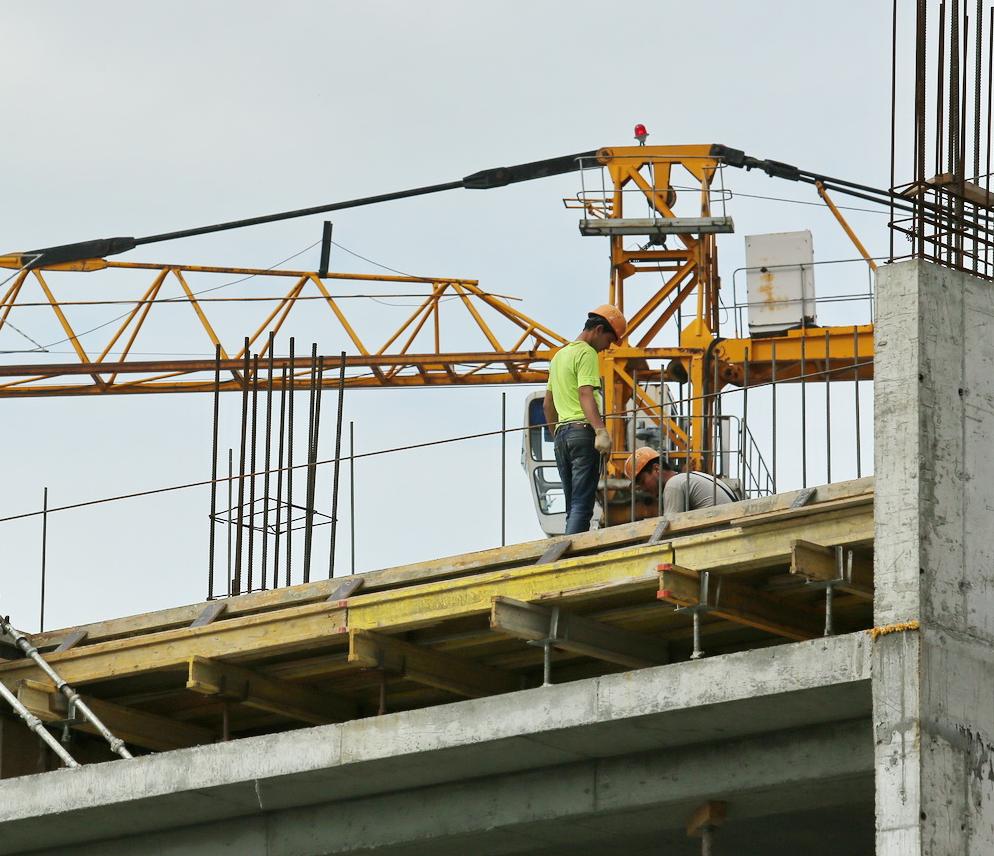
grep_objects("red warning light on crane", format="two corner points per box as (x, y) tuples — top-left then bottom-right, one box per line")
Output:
(634, 124), (649, 145)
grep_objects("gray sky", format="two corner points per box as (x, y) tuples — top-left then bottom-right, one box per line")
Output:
(0, 1), (896, 632)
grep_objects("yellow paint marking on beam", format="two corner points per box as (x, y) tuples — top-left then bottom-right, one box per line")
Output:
(17, 680), (214, 752)
(345, 546), (676, 634)
(0, 600), (347, 691)
(348, 630), (518, 698)
(186, 656), (356, 725)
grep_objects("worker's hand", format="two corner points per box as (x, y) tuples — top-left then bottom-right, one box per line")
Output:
(594, 427), (612, 455)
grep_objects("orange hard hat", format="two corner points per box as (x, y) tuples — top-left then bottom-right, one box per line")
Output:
(588, 304), (627, 342)
(624, 446), (660, 481)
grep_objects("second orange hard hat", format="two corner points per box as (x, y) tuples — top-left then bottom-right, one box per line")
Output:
(624, 446), (660, 481)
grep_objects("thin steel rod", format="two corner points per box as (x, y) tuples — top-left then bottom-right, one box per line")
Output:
(349, 420), (356, 574)
(825, 330), (832, 484)
(742, 351), (750, 494)
(273, 365), (287, 589)
(261, 333), (274, 589)
(631, 369), (638, 523)
(208, 344), (220, 599)
(286, 337), (295, 587)
(501, 393), (507, 545)
(658, 364), (664, 518)
(39, 487), (48, 632)
(247, 354), (259, 592)
(853, 326), (862, 478)
(303, 347), (322, 583)
(1, 617), (133, 759)
(771, 339), (778, 493)
(0, 678), (78, 768)
(227, 448), (233, 595)
(938, 2), (947, 178)
(328, 351), (346, 578)
(801, 332), (808, 489)
(233, 341), (250, 595)
(891, 0), (899, 260)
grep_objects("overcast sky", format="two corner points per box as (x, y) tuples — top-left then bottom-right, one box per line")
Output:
(0, 1), (900, 632)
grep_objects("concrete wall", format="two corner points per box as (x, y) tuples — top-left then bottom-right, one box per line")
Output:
(874, 259), (994, 854)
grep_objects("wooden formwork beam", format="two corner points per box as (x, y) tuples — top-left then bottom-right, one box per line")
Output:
(490, 597), (667, 669)
(0, 601), (347, 690)
(348, 630), (518, 698)
(657, 564), (824, 641)
(17, 680), (214, 752)
(790, 539), (874, 600)
(186, 657), (356, 725)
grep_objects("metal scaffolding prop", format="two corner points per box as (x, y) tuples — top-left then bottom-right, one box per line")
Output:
(1, 613), (132, 761)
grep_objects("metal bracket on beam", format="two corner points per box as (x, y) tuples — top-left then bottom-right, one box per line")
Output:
(672, 571), (717, 660)
(327, 577), (363, 603)
(190, 602), (227, 628)
(790, 487), (816, 508)
(646, 519), (670, 546)
(535, 538), (571, 566)
(525, 606), (561, 687)
(54, 629), (88, 653)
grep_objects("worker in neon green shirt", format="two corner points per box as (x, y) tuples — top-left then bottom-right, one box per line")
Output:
(543, 304), (626, 534)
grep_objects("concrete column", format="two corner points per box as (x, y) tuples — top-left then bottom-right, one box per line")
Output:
(874, 259), (994, 854)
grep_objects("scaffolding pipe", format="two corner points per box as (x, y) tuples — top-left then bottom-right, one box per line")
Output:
(0, 616), (133, 759)
(0, 677), (78, 768)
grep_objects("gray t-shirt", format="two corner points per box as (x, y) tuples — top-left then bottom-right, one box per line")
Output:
(663, 471), (738, 515)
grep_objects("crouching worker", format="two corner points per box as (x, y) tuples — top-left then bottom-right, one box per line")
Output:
(624, 446), (738, 518)
(544, 304), (627, 535)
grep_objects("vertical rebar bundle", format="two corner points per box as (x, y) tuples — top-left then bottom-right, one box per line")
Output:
(893, 0), (994, 278)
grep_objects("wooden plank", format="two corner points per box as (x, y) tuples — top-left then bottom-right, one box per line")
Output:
(186, 656), (355, 725)
(17, 680), (214, 752)
(490, 597), (667, 669)
(27, 478), (874, 650)
(790, 539), (874, 600)
(927, 172), (994, 208)
(536, 539), (571, 565)
(54, 629), (87, 652)
(0, 600), (347, 691)
(657, 564), (823, 641)
(673, 505), (873, 574)
(348, 630), (518, 698)
(731, 495), (871, 527)
(190, 602), (226, 628)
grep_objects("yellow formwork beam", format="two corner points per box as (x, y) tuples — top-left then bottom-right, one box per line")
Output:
(345, 545), (676, 634)
(0, 600), (348, 691)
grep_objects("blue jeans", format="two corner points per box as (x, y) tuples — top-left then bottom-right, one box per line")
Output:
(554, 425), (600, 535)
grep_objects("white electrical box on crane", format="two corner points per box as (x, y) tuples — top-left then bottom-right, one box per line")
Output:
(745, 230), (817, 335)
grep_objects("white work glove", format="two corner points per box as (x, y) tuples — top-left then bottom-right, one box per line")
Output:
(594, 427), (612, 455)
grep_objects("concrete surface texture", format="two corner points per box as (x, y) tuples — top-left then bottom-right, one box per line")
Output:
(874, 259), (994, 854)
